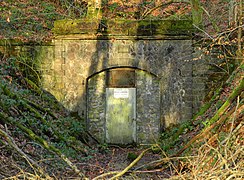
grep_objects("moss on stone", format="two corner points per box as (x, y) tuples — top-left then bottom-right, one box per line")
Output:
(0, 39), (52, 46)
(53, 19), (99, 35)
(53, 19), (194, 36)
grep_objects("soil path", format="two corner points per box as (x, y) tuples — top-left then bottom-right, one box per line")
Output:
(80, 147), (173, 179)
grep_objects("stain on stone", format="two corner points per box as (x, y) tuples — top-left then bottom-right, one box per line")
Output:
(137, 24), (156, 36)
(165, 45), (174, 56)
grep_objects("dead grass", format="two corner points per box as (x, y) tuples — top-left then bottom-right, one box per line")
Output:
(169, 108), (244, 180)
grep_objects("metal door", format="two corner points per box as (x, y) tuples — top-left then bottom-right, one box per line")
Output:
(106, 88), (136, 144)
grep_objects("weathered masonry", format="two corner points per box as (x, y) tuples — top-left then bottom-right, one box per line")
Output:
(39, 19), (195, 144)
(0, 19), (202, 145)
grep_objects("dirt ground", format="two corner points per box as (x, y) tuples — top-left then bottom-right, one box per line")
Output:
(80, 146), (174, 179)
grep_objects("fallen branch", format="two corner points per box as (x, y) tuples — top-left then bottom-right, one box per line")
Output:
(134, 155), (197, 171)
(0, 127), (51, 179)
(93, 148), (152, 180)
(176, 102), (243, 157)
(110, 148), (151, 180)
(92, 171), (120, 180)
(93, 168), (171, 180)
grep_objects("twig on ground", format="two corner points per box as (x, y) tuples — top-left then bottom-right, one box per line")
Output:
(109, 148), (151, 180)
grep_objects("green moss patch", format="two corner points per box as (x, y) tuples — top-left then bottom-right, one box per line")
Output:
(53, 19), (194, 37)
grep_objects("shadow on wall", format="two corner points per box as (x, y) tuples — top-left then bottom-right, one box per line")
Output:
(75, 24), (189, 144)
(83, 23), (170, 143)
(85, 18), (110, 143)
(45, 3), (195, 144)
(82, 8), (162, 144)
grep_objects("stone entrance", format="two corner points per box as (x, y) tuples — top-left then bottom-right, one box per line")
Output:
(40, 19), (196, 144)
(87, 68), (160, 144)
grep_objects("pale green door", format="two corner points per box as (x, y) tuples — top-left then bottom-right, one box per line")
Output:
(106, 88), (136, 144)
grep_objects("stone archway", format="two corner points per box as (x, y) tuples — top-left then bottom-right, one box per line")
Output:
(87, 67), (160, 144)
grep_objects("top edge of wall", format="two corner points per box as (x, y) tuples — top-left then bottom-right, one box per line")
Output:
(53, 19), (194, 39)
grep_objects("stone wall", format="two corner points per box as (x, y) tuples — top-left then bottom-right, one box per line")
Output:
(191, 43), (233, 115)
(40, 19), (195, 143)
(48, 39), (194, 120)
(136, 70), (160, 143)
(1, 19), (224, 144)
(87, 71), (107, 142)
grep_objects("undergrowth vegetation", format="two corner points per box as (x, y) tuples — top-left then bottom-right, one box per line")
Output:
(160, 64), (244, 180)
(0, 54), (90, 178)
(1, 1), (63, 41)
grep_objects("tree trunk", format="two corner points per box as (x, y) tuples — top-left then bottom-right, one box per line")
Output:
(87, 0), (102, 19)
(190, 0), (203, 27)
(237, 0), (243, 61)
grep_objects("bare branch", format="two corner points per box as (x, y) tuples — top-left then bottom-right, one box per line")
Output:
(142, 0), (190, 19)
(193, 24), (214, 39)
(0, 127), (51, 179)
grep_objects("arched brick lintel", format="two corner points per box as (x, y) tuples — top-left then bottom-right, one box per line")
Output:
(86, 65), (159, 82)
